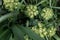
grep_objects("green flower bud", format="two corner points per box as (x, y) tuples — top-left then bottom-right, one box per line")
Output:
(42, 28), (46, 32)
(41, 7), (54, 20)
(24, 35), (29, 40)
(48, 26), (56, 37)
(32, 27), (36, 31)
(40, 33), (44, 38)
(39, 24), (56, 38)
(32, 26), (39, 34)
(31, 23), (56, 38)
(3, 0), (20, 11)
(38, 22), (44, 28)
(43, 31), (47, 36)
(39, 28), (43, 33)
(34, 11), (39, 16)
(39, 27), (46, 38)
(25, 5), (39, 18)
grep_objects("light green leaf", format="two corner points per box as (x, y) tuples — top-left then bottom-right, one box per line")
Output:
(0, 11), (19, 23)
(53, 35), (60, 40)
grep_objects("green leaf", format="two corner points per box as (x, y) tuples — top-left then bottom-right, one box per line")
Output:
(53, 35), (60, 40)
(19, 25), (44, 40)
(0, 11), (19, 23)
(0, 29), (11, 40)
(0, 13), (13, 23)
(0, 24), (7, 31)
(12, 25), (24, 40)
(9, 34), (15, 40)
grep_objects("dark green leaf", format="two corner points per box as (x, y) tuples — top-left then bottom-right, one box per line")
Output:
(19, 25), (44, 40)
(0, 29), (11, 40)
(53, 35), (60, 40)
(9, 34), (15, 40)
(12, 25), (24, 40)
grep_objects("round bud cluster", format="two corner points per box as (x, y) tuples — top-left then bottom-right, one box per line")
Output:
(31, 22), (56, 38)
(31, 22), (46, 38)
(48, 26), (56, 37)
(3, 0), (20, 11)
(41, 7), (54, 20)
(25, 5), (39, 18)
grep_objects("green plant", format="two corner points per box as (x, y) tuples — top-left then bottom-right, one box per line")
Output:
(0, 0), (60, 40)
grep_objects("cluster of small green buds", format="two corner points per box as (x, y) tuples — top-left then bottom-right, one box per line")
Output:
(31, 22), (56, 38)
(25, 5), (39, 18)
(38, 22), (47, 38)
(31, 22), (47, 38)
(48, 26), (56, 37)
(41, 7), (54, 20)
(3, 0), (20, 11)
(39, 27), (47, 38)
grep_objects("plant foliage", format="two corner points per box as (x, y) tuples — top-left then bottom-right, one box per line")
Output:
(0, 0), (60, 40)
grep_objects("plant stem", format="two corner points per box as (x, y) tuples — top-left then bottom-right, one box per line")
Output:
(21, 0), (25, 4)
(46, 36), (49, 40)
(36, 0), (47, 6)
(51, 7), (60, 9)
(49, 0), (52, 8)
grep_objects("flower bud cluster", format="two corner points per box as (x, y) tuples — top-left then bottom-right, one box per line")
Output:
(25, 5), (39, 18)
(32, 22), (56, 38)
(3, 0), (20, 11)
(41, 7), (54, 20)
